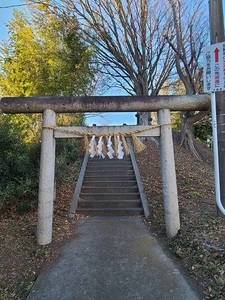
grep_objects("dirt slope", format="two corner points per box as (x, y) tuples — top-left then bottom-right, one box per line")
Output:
(135, 137), (225, 300)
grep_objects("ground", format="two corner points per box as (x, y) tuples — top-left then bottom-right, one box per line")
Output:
(136, 136), (225, 300)
(0, 135), (225, 300)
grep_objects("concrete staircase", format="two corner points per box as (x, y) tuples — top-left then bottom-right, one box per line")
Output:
(69, 139), (150, 219)
(76, 156), (143, 216)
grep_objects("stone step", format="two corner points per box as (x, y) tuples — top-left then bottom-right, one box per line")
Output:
(88, 158), (132, 163)
(89, 157), (131, 162)
(78, 200), (141, 208)
(85, 170), (134, 176)
(87, 161), (132, 168)
(87, 164), (133, 170)
(76, 207), (143, 216)
(88, 158), (130, 163)
(80, 192), (140, 201)
(82, 181), (137, 187)
(84, 175), (136, 182)
(81, 186), (138, 193)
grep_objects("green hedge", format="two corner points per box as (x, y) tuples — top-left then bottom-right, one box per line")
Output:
(0, 118), (40, 212)
(0, 116), (79, 212)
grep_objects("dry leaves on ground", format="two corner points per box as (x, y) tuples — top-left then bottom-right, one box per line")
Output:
(136, 137), (225, 300)
(0, 161), (81, 300)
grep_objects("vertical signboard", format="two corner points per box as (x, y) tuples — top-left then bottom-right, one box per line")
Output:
(203, 41), (225, 215)
(203, 42), (225, 93)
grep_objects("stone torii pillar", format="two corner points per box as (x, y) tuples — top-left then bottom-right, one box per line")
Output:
(158, 109), (180, 238)
(37, 109), (56, 245)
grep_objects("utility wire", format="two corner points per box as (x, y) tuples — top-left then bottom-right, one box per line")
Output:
(0, 4), (27, 9)
(0, 1), (41, 9)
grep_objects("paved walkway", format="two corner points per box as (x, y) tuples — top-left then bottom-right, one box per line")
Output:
(27, 217), (203, 300)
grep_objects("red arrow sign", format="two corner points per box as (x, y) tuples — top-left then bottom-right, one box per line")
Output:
(214, 48), (220, 63)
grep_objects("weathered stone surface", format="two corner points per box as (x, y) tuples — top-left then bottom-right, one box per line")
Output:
(0, 94), (210, 114)
(158, 108), (180, 238)
(37, 109), (56, 245)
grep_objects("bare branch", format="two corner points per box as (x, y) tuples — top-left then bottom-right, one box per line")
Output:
(47, 0), (174, 97)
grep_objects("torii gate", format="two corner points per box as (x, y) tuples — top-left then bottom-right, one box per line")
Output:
(0, 95), (210, 245)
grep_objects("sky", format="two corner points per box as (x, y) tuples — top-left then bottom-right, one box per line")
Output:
(0, 0), (24, 41)
(0, 0), (136, 125)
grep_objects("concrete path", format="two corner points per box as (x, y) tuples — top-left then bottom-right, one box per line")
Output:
(27, 217), (203, 300)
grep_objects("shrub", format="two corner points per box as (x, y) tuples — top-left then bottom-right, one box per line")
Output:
(0, 114), (80, 212)
(0, 116), (40, 211)
(55, 138), (78, 183)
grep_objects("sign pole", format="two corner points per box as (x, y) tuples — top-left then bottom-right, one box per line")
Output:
(211, 93), (225, 214)
(208, 0), (225, 216)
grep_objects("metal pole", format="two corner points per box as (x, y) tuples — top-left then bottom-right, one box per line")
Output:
(158, 109), (180, 238)
(211, 93), (225, 214)
(209, 0), (225, 215)
(209, 0), (224, 44)
(37, 109), (56, 245)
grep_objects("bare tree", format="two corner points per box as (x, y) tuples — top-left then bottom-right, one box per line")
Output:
(30, 0), (209, 156)
(47, 0), (175, 124)
(165, 0), (210, 160)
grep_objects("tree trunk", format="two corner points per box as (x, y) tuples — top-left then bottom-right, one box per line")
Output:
(180, 110), (210, 161)
(137, 112), (150, 125)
